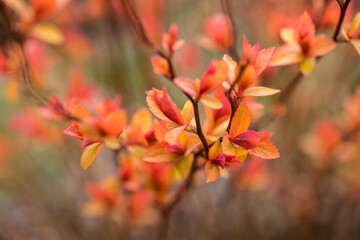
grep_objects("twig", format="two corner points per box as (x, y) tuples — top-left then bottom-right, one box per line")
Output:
(256, 0), (352, 129)
(0, 3), (77, 121)
(332, 0), (352, 41)
(120, 0), (210, 230)
(120, 0), (176, 80)
(225, 63), (247, 133)
(221, 0), (240, 61)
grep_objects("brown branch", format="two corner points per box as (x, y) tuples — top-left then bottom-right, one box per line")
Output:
(256, 0), (352, 129)
(221, 0), (240, 61)
(277, 71), (303, 104)
(120, 0), (210, 231)
(162, 153), (200, 218)
(332, 0), (352, 41)
(0, 3), (77, 122)
(225, 63), (247, 133)
(120, 0), (176, 80)
(120, 0), (209, 156)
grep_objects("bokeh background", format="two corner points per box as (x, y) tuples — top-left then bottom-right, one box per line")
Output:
(0, 0), (360, 239)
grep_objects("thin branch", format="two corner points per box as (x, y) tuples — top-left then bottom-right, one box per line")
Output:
(332, 0), (352, 41)
(277, 71), (303, 104)
(225, 63), (247, 133)
(256, 0), (352, 129)
(193, 100), (209, 157)
(0, 3), (77, 122)
(221, 0), (240, 61)
(120, 0), (210, 230)
(162, 152), (200, 219)
(120, 0), (176, 80)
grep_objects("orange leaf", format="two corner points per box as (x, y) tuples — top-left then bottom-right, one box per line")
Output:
(205, 161), (220, 183)
(71, 105), (93, 120)
(143, 143), (180, 162)
(81, 142), (104, 169)
(270, 44), (302, 66)
(229, 104), (251, 138)
(294, 12), (315, 44)
(204, 13), (233, 50)
(199, 60), (228, 96)
(174, 77), (198, 97)
(209, 140), (222, 160)
(237, 65), (257, 94)
(64, 122), (82, 140)
(311, 36), (336, 57)
(242, 36), (259, 64)
(146, 88), (185, 125)
(255, 47), (275, 75)
(98, 110), (127, 136)
(248, 139), (280, 159)
(151, 56), (169, 76)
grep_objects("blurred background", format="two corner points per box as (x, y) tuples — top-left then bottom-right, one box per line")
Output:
(0, 0), (360, 239)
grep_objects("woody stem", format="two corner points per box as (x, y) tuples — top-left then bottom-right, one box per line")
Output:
(120, 0), (210, 231)
(221, 0), (240, 61)
(332, 0), (352, 41)
(120, 0), (209, 157)
(225, 63), (247, 133)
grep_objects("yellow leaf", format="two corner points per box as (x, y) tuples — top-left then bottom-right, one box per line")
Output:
(299, 58), (315, 75)
(164, 125), (187, 143)
(243, 86), (280, 97)
(348, 13), (360, 35)
(4, 79), (19, 103)
(208, 140), (222, 160)
(280, 28), (297, 44)
(181, 100), (194, 124)
(350, 39), (360, 55)
(30, 23), (64, 45)
(104, 136), (120, 149)
(223, 54), (237, 83)
(175, 155), (193, 177)
(205, 161), (220, 183)
(143, 144), (180, 162)
(200, 95), (223, 109)
(81, 142), (103, 169)
(71, 105), (93, 119)
(312, 36), (336, 57)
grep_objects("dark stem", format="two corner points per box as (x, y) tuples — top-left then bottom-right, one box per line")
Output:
(192, 100), (209, 157)
(332, 0), (352, 41)
(120, 0), (176, 80)
(277, 71), (303, 104)
(120, 0), (209, 156)
(225, 63), (247, 133)
(221, 0), (240, 61)
(120, 0), (210, 233)
(162, 154), (200, 218)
